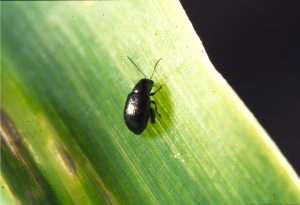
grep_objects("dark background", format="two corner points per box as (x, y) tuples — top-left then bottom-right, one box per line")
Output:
(181, 0), (300, 174)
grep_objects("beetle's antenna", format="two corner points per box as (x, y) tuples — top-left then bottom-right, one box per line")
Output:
(127, 56), (146, 78)
(150, 58), (162, 80)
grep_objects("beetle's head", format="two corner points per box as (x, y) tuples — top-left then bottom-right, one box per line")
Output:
(133, 78), (154, 93)
(144, 78), (154, 87)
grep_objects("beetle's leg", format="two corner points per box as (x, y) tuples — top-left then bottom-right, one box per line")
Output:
(150, 84), (162, 96)
(150, 100), (161, 117)
(149, 108), (155, 124)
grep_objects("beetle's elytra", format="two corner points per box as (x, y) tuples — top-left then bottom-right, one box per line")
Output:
(124, 56), (162, 135)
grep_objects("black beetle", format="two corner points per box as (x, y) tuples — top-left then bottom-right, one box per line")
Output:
(124, 56), (162, 135)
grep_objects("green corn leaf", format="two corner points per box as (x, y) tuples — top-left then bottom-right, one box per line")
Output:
(1, 1), (299, 205)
